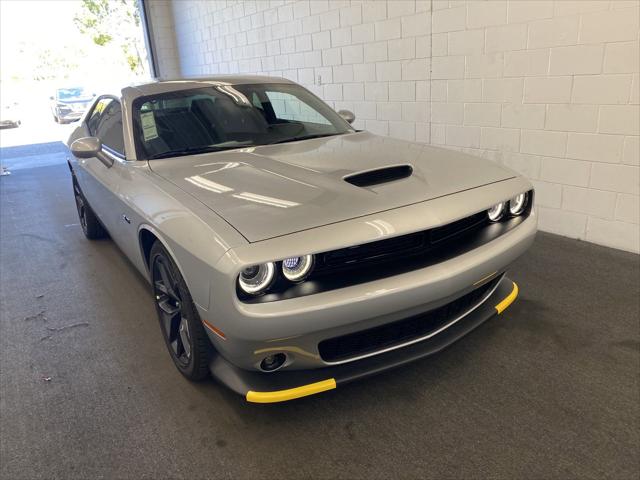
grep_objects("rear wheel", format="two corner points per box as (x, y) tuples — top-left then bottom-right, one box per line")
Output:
(73, 181), (107, 239)
(150, 241), (212, 381)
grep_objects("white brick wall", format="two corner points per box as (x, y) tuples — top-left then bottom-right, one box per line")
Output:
(150, 0), (431, 140)
(146, 0), (180, 78)
(430, 0), (640, 253)
(147, 0), (640, 253)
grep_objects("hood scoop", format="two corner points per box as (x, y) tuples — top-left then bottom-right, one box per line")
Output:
(344, 164), (413, 187)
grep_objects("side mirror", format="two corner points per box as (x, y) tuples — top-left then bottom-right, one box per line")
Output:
(70, 137), (114, 168)
(49, 96), (54, 101)
(338, 109), (355, 124)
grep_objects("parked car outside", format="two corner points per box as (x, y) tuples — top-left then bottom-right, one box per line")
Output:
(0, 100), (21, 128)
(66, 76), (536, 403)
(50, 87), (94, 123)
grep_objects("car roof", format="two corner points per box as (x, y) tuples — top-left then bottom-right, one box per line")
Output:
(122, 75), (295, 98)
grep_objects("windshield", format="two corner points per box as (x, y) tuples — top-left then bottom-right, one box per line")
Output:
(56, 87), (86, 100)
(132, 83), (354, 159)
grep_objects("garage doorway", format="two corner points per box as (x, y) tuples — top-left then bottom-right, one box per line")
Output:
(0, 0), (153, 172)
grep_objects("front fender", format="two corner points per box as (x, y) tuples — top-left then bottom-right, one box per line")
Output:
(132, 173), (247, 310)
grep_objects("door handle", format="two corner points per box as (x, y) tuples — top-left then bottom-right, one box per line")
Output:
(122, 214), (131, 224)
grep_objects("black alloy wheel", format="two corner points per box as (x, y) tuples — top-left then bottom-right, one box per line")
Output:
(153, 255), (192, 366)
(73, 183), (88, 233)
(150, 241), (212, 380)
(73, 181), (106, 239)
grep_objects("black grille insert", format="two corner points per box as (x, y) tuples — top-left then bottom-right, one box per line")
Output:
(316, 211), (488, 274)
(318, 276), (501, 363)
(241, 190), (532, 303)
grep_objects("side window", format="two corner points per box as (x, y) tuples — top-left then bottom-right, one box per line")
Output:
(95, 101), (124, 156)
(251, 92), (263, 110)
(86, 98), (111, 136)
(265, 91), (330, 125)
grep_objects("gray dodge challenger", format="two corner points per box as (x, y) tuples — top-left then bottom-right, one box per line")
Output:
(66, 76), (536, 403)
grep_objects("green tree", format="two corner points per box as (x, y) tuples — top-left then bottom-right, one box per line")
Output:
(73, 0), (146, 75)
(33, 47), (80, 81)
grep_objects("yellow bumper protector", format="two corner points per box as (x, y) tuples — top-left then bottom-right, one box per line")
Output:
(246, 378), (337, 403)
(495, 282), (519, 314)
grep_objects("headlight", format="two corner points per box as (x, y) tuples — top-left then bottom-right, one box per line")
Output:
(238, 262), (275, 295)
(282, 254), (314, 282)
(487, 202), (506, 222)
(509, 193), (528, 216)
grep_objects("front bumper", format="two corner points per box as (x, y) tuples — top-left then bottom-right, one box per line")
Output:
(210, 276), (519, 403)
(205, 206), (535, 372)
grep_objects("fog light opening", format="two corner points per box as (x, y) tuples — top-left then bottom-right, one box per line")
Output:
(260, 353), (287, 372)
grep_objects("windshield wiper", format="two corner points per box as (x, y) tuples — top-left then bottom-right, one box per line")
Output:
(148, 145), (240, 160)
(266, 133), (343, 145)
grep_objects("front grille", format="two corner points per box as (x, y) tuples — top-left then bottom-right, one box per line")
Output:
(431, 211), (488, 244)
(315, 211), (488, 274)
(241, 192), (532, 303)
(318, 276), (501, 363)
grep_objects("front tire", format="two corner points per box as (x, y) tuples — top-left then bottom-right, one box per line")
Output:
(150, 241), (213, 381)
(73, 181), (107, 239)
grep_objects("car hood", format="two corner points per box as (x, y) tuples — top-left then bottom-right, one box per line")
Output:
(148, 132), (516, 242)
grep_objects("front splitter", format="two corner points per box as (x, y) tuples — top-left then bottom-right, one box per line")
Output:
(209, 276), (519, 403)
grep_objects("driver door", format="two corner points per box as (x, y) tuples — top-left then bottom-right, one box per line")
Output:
(75, 97), (129, 244)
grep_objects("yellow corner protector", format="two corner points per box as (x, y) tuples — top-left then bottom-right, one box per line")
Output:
(495, 282), (519, 314)
(246, 378), (337, 403)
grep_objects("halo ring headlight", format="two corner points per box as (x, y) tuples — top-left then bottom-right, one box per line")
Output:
(509, 193), (528, 216)
(282, 254), (314, 282)
(238, 262), (275, 295)
(487, 202), (506, 222)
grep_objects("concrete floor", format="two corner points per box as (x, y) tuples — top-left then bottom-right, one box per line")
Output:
(1, 142), (638, 480)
